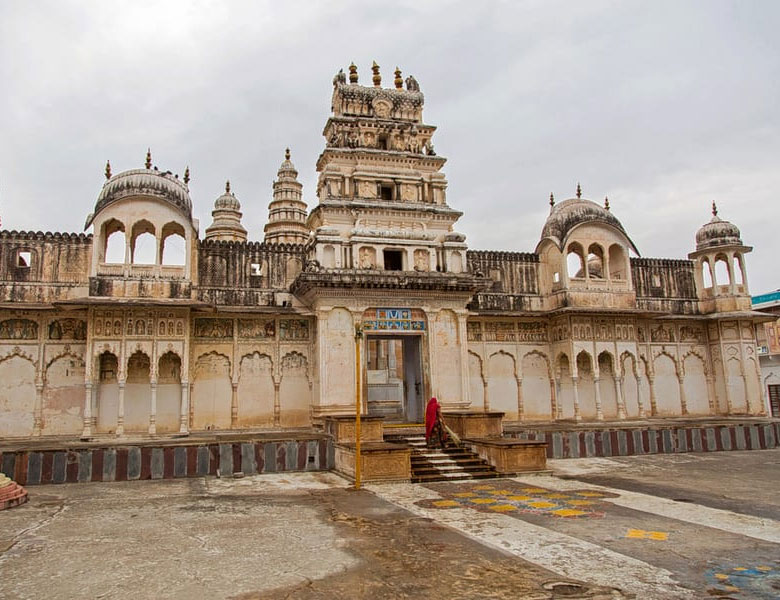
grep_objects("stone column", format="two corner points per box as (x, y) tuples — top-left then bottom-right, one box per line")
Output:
(647, 375), (658, 416)
(91, 383), (99, 429)
(615, 375), (627, 419)
(636, 375), (647, 418)
(274, 381), (281, 426)
(705, 376), (717, 415)
(116, 380), (126, 436)
(677, 373), (688, 415)
(81, 381), (93, 438)
(457, 312), (471, 408)
(572, 376), (581, 422)
(231, 382), (239, 428)
(516, 377), (523, 421)
(550, 378), (559, 420)
(179, 381), (189, 434)
(742, 372), (752, 414)
(149, 380), (158, 435)
(33, 382), (44, 436)
(594, 376), (604, 420)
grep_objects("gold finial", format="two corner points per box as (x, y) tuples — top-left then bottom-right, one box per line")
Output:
(549, 192), (555, 207)
(285, 147), (291, 161)
(183, 166), (190, 184)
(712, 201), (718, 217)
(145, 148), (152, 170)
(576, 182), (582, 198)
(225, 180), (231, 194)
(604, 196), (610, 211)
(105, 160), (111, 180)
(394, 66), (403, 89)
(349, 62), (358, 84)
(372, 61), (381, 87)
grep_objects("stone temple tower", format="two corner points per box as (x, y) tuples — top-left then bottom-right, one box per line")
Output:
(263, 149), (310, 245)
(305, 62), (468, 272)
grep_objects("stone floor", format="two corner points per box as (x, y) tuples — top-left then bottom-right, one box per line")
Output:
(2, 451), (779, 599)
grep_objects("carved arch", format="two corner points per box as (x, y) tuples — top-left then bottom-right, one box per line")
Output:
(193, 351), (232, 377)
(280, 351), (310, 384)
(468, 350), (485, 383)
(0, 346), (37, 368)
(681, 349), (709, 377)
(652, 349), (680, 378)
(488, 349), (517, 377)
(619, 350), (638, 378)
(521, 349), (552, 379)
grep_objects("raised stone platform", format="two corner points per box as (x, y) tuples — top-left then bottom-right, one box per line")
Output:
(334, 442), (411, 483)
(442, 411), (504, 439)
(0, 431), (333, 486)
(464, 438), (547, 474)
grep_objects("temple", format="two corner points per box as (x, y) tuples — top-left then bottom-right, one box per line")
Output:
(0, 63), (769, 443)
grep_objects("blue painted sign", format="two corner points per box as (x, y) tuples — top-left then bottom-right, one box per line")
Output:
(363, 308), (425, 332)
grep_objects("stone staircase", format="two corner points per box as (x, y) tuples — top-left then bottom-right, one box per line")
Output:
(386, 434), (500, 483)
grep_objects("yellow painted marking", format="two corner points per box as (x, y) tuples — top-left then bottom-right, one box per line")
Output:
(725, 586), (739, 592)
(732, 567), (747, 571)
(471, 498), (497, 504)
(757, 565), (772, 571)
(453, 492), (476, 498)
(528, 501), (556, 509)
(576, 491), (605, 497)
(489, 504), (517, 512)
(488, 490), (513, 495)
(473, 485), (495, 491)
(552, 509), (586, 517)
(523, 487), (548, 493)
(546, 493), (570, 499)
(714, 574), (729, 580)
(566, 499), (595, 506)
(432, 500), (459, 508)
(507, 495), (533, 501)
(626, 528), (668, 540)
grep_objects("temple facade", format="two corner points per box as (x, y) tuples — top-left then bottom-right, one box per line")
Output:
(0, 63), (768, 441)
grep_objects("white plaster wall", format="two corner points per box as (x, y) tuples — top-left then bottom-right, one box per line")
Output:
(42, 355), (84, 436)
(97, 383), (119, 432)
(653, 354), (681, 416)
(683, 354), (710, 415)
(0, 356), (35, 438)
(280, 367), (310, 427)
(467, 353), (484, 410)
(597, 354), (618, 419)
(522, 353), (551, 420)
(321, 308), (354, 409)
(726, 358), (747, 412)
(124, 384), (151, 432)
(156, 384), (180, 432)
(192, 353), (232, 430)
(621, 355), (639, 418)
(433, 310), (462, 403)
(487, 352), (517, 419)
(576, 354), (597, 420)
(237, 353), (275, 427)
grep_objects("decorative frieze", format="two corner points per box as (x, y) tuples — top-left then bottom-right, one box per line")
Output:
(0, 319), (38, 340)
(467, 321), (482, 342)
(484, 321), (515, 342)
(48, 318), (87, 340)
(280, 319), (309, 341)
(518, 322), (547, 343)
(237, 318), (276, 339)
(193, 318), (233, 339)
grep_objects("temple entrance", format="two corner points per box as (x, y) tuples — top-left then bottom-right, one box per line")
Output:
(365, 335), (424, 423)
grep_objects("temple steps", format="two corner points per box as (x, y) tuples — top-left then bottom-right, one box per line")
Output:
(385, 434), (501, 483)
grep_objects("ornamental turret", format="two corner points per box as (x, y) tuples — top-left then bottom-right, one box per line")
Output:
(263, 149), (310, 245)
(204, 180), (247, 242)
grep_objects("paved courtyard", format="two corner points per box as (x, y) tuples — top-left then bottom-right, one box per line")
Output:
(1, 450), (778, 599)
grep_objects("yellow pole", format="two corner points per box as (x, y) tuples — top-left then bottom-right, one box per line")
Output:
(354, 327), (362, 490)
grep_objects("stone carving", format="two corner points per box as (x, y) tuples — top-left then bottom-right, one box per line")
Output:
(0, 319), (38, 340)
(467, 321), (482, 342)
(333, 68), (346, 85)
(650, 325), (674, 343)
(282, 351), (308, 375)
(405, 75), (419, 92)
(413, 249), (429, 272)
(359, 247), (377, 269)
(193, 318), (233, 339)
(680, 325), (705, 343)
(518, 322), (547, 342)
(484, 322), (516, 342)
(358, 180), (376, 198)
(237, 319), (276, 339)
(280, 319), (309, 341)
(48, 319), (86, 340)
(400, 184), (418, 202)
(372, 97), (392, 119)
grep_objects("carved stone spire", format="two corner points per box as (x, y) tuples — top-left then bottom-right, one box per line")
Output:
(604, 196), (610, 211)
(285, 147), (291, 160)
(183, 166), (190, 185)
(225, 180), (231, 194)
(394, 67), (403, 89)
(145, 148), (152, 170)
(105, 160), (111, 180)
(264, 148), (309, 245)
(372, 61), (381, 87)
(712, 201), (718, 217)
(549, 192), (555, 208)
(349, 62), (358, 84)
(576, 182), (582, 199)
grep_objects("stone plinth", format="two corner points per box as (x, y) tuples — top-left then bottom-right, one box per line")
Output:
(334, 442), (411, 483)
(443, 412), (504, 439)
(0, 473), (28, 510)
(325, 416), (385, 443)
(465, 438), (547, 474)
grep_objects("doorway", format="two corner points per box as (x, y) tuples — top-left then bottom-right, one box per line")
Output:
(365, 335), (424, 423)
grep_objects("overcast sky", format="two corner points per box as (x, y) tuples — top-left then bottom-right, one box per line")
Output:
(1, 0), (778, 294)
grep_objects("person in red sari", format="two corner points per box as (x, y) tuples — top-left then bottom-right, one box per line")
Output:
(425, 397), (448, 448)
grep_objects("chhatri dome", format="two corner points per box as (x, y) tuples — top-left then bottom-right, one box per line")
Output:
(85, 149), (192, 229)
(695, 202), (743, 251)
(539, 184), (639, 254)
(204, 180), (247, 242)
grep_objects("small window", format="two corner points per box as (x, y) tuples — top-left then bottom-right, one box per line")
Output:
(380, 185), (393, 201)
(17, 250), (31, 268)
(378, 135), (389, 150)
(251, 263), (262, 276)
(553, 272), (560, 283)
(383, 249), (403, 271)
